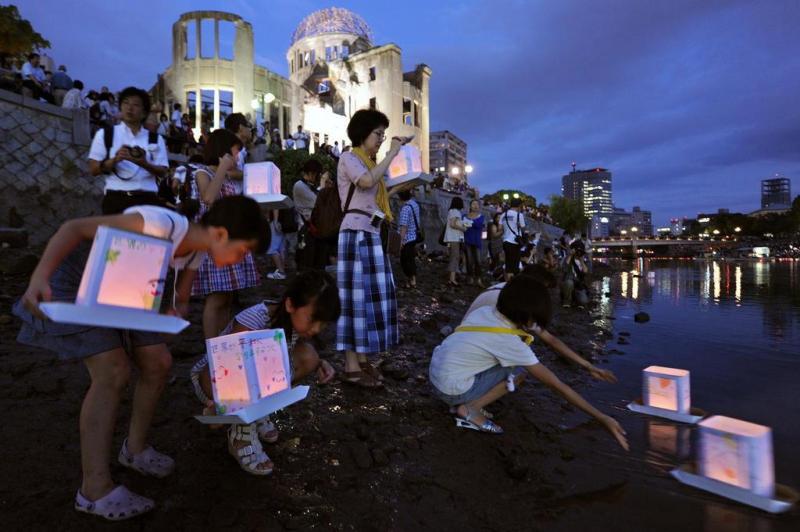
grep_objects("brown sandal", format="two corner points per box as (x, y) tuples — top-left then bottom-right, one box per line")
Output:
(359, 362), (385, 382)
(342, 371), (383, 388)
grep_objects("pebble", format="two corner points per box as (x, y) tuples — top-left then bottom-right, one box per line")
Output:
(634, 312), (650, 323)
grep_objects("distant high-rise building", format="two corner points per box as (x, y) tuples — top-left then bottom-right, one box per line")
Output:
(610, 206), (653, 236)
(562, 167), (613, 218)
(761, 176), (791, 209)
(630, 206), (653, 236)
(670, 217), (687, 236)
(429, 130), (468, 180)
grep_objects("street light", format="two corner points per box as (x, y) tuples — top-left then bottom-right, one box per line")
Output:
(513, 192), (520, 199)
(250, 98), (260, 110)
(502, 193), (509, 200)
(712, 229), (720, 235)
(734, 226), (741, 233)
(451, 167), (461, 176)
(465, 164), (474, 174)
(264, 92), (276, 104)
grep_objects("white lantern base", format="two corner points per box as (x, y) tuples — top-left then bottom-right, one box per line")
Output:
(627, 399), (705, 424)
(248, 194), (293, 209)
(195, 385), (309, 425)
(671, 464), (798, 514)
(386, 172), (434, 189)
(40, 302), (189, 334)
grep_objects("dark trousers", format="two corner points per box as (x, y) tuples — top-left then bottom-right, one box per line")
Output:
(503, 242), (521, 274)
(400, 242), (417, 278)
(102, 190), (164, 215)
(465, 244), (481, 277)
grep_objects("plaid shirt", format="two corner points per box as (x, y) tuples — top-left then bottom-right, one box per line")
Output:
(398, 200), (421, 244)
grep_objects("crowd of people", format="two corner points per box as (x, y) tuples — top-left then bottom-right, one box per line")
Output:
(11, 85), (625, 521)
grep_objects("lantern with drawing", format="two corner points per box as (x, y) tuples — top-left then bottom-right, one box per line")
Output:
(243, 162), (292, 209)
(627, 365), (703, 423)
(39, 226), (189, 333)
(196, 329), (309, 424)
(387, 144), (433, 188)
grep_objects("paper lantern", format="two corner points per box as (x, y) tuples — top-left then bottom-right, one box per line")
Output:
(387, 145), (433, 188)
(643, 366), (691, 413)
(698, 416), (774, 497)
(243, 162), (293, 209)
(40, 226), (189, 333)
(197, 329), (309, 424)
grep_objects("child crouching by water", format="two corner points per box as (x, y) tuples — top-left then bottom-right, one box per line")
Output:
(191, 270), (340, 475)
(14, 196), (269, 520)
(429, 276), (628, 450)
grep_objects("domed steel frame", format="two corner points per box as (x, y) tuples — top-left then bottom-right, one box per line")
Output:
(291, 7), (373, 46)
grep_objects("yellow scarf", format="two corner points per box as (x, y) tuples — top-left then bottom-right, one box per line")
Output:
(454, 326), (534, 345)
(352, 147), (393, 222)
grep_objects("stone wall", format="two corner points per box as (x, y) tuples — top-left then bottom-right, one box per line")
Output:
(0, 89), (100, 246)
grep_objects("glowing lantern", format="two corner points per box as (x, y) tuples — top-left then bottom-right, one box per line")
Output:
(243, 162), (292, 209)
(196, 329), (309, 424)
(698, 416), (774, 497)
(40, 227), (189, 333)
(643, 366), (691, 413)
(387, 145), (433, 188)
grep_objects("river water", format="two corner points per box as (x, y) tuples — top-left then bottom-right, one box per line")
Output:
(554, 258), (800, 531)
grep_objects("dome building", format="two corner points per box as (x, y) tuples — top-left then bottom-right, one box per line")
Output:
(154, 8), (431, 169)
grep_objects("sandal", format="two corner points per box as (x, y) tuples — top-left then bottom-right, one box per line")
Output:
(359, 361), (384, 382)
(74, 485), (154, 521)
(454, 407), (504, 434)
(449, 406), (494, 419)
(342, 370), (383, 388)
(118, 438), (175, 478)
(228, 424), (274, 476)
(256, 416), (280, 444)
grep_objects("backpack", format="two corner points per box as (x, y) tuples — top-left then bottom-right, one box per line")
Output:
(176, 164), (200, 219)
(310, 183), (358, 238)
(278, 208), (299, 234)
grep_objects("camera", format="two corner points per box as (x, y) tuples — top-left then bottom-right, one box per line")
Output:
(125, 145), (145, 159)
(370, 210), (385, 228)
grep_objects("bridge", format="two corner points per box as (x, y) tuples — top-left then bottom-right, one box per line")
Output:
(593, 236), (736, 248)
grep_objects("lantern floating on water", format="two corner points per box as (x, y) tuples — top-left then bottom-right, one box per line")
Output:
(40, 226), (189, 333)
(195, 329), (309, 425)
(387, 145), (433, 188)
(671, 416), (797, 513)
(627, 366), (704, 424)
(244, 162), (293, 209)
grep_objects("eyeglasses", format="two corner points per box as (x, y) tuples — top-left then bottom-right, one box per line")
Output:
(372, 130), (386, 139)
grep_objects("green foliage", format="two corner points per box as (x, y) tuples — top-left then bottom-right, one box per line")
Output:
(482, 189), (536, 207)
(272, 150), (337, 198)
(548, 194), (588, 233)
(0, 5), (50, 67)
(687, 199), (800, 237)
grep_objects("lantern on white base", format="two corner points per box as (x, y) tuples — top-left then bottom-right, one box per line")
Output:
(698, 416), (774, 497)
(643, 366), (691, 413)
(243, 162), (292, 209)
(196, 329), (309, 424)
(39, 226), (189, 333)
(387, 145), (433, 188)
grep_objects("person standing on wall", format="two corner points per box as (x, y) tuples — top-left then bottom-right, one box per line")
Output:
(292, 125), (309, 152)
(397, 189), (422, 289)
(50, 65), (73, 106)
(501, 198), (526, 281)
(88, 87), (169, 215)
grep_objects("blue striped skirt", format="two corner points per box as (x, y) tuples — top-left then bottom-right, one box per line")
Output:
(336, 230), (398, 355)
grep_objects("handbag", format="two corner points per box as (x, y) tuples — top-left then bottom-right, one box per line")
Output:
(387, 223), (402, 256)
(410, 203), (425, 245)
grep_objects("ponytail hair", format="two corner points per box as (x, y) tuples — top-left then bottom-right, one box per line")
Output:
(200, 195), (270, 253)
(268, 270), (340, 340)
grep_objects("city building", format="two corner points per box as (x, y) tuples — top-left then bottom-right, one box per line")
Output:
(153, 8), (432, 166)
(590, 214), (611, 238)
(670, 217), (687, 236)
(562, 166), (613, 220)
(610, 206), (653, 236)
(429, 130), (468, 181)
(761, 175), (791, 210)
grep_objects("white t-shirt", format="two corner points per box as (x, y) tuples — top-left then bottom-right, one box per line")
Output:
(429, 306), (539, 396)
(22, 62), (45, 82)
(501, 209), (526, 244)
(124, 205), (206, 270)
(444, 208), (465, 243)
(292, 131), (308, 149)
(171, 110), (183, 127)
(88, 123), (169, 193)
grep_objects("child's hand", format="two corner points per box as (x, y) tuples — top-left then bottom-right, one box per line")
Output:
(602, 415), (629, 451)
(202, 400), (223, 430)
(22, 277), (52, 320)
(589, 366), (618, 384)
(316, 360), (336, 384)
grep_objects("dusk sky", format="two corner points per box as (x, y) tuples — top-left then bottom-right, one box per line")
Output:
(18, 0), (800, 225)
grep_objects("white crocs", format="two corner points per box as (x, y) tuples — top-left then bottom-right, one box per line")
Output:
(74, 485), (154, 521)
(228, 423), (274, 476)
(118, 438), (175, 478)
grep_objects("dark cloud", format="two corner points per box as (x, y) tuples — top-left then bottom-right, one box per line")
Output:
(16, 0), (800, 224)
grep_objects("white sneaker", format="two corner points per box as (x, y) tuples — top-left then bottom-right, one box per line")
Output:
(267, 270), (286, 280)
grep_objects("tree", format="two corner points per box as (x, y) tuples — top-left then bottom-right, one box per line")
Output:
(548, 194), (588, 233)
(0, 5), (50, 68)
(482, 189), (536, 207)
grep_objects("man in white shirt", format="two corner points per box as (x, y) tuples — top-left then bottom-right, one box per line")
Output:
(501, 198), (526, 280)
(61, 80), (85, 109)
(88, 87), (169, 214)
(171, 103), (183, 128)
(292, 125), (309, 151)
(224, 113), (253, 194)
(332, 141), (341, 157)
(21, 53), (46, 100)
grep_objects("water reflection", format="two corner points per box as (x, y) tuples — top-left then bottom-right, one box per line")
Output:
(645, 420), (691, 469)
(704, 503), (772, 532)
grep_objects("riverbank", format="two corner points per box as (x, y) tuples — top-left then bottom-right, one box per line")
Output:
(0, 258), (642, 530)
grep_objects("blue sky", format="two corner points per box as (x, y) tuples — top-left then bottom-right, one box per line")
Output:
(17, 0), (800, 225)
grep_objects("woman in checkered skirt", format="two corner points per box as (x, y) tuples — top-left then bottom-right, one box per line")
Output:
(336, 110), (415, 387)
(186, 129), (261, 338)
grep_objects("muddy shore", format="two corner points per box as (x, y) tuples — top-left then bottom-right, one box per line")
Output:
(0, 254), (661, 531)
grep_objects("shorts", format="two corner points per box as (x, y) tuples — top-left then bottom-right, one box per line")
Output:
(432, 365), (522, 406)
